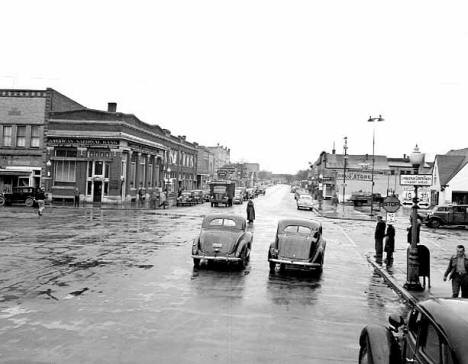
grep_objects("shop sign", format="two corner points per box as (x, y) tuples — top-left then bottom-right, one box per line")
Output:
(48, 138), (119, 148)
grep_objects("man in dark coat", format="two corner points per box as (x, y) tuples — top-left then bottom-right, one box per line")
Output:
(246, 198), (255, 223)
(374, 215), (386, 263)
(384, 224), (395, 266)
(443, 245), (468, 298)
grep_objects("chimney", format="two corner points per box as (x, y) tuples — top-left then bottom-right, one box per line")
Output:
(107, 102), (117, 112)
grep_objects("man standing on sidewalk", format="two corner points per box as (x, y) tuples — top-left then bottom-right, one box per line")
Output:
(443, 245), (468, 298)
(374, 215), (386, 263)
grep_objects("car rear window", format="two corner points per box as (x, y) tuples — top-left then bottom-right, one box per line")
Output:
(283, 225), (312, 234)
(209, 218), (236, 227)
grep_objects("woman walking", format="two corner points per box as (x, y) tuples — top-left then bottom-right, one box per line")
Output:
(246, 198), (255, 224)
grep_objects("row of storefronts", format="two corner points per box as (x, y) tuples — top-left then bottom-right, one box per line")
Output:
(0, 88), (228, 204)
(309, 146), (468, 207)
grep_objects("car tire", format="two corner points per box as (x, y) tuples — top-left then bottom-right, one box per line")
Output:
(239, 248), (248, 270)
(193, 258), (200, 268)
(269, 261), (276, 272)
(429, 218), (441, 228)
(25, 197), (34, 207)
(0, 196), (5, 206)
(279, 263), (285, 272)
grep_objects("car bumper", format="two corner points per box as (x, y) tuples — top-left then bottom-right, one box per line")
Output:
(192, 254), (241, 262)
(269, 258), (321, 268)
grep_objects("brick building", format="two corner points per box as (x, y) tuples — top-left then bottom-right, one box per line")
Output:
(1, 88), (198, 204)
(0, 88), (84, 193)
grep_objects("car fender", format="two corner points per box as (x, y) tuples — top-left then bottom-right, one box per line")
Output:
(235, 232), (252, 257)
(359, 325), (401, 364)
(191, 237), (200, 255)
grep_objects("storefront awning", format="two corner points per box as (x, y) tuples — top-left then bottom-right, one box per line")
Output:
(0, 170), (32, 176)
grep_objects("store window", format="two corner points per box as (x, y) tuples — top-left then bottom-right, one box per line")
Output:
(2, 126), (12, 146)
(140, 158), (146, 185)
(105, 162), (110, 178)
(30, 126), (40, 148)
(16, 126), (26, 147)
(88, 162), (93, 177)
(55, 160), (76, 182)
(148, 163), (153, 186)
(95, 161), (103, 175)
(130, 162), (136, 187)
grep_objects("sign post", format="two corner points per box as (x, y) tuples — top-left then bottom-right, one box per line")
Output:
(401, 174), (431, 292)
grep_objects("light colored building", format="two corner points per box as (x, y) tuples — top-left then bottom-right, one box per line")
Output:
(207, 144), (230, 173)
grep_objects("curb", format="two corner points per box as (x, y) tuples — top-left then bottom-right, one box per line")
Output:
(365, 255), (418, 307)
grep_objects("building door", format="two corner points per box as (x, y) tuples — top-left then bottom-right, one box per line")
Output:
(93, 181), (102, 202)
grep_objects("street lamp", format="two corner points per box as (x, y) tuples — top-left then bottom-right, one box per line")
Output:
(368, 115), (384, 216)
(318, 173), (323, 210)
(342, 137), (348, 204)
(404, 145), (424, 291)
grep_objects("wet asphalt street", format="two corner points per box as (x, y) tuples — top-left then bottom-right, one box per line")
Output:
(1, 185), (414, 363)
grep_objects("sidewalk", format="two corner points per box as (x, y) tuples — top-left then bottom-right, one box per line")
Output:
(314, 198), (450, 306)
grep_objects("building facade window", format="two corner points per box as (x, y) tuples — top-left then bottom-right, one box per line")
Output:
(55, 160), (76, 182)
(16, 126), (26, 147)
(148, 163), (153, 186)
(140, 158), (146, 185)
(130, 162), (136, 187)
(2, 126), (12, 146)
(30, 126), (40, 148)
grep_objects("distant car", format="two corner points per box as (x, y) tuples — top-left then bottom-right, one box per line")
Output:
(191, 214), (253, 269)
(424, 204), (468, 228)
(348, 192), (384, 207)
(268, 218), (326, 273)
(0, 186), (46, 207)
(297, 194), (313, 210)
(258, 186), (266, 195)
(191, 190), (204, 204)
(176, 191), (196, 206)
(358, 298), (468, 364)
(202, 190), (211, 202)
(233, 188), (245, 204)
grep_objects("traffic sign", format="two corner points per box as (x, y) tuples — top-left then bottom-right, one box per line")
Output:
(382, 195), (401, 213)
(386, 212), (396, 224)
(400, 174), (432, 186)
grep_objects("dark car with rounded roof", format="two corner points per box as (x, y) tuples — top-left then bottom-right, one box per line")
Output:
(268, 218), (326, 273)
(359, 297), (468, 364)
(191, 214), (253, 269)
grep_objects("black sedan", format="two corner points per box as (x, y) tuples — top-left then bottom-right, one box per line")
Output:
(268, 218), (326, 273)
(359, 298), (468, 364)
(191, 214), (253, 269)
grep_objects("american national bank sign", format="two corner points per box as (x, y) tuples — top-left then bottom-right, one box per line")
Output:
(48, 138), (119, 148)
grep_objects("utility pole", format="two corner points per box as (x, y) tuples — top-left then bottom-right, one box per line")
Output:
(368, 115), (384, 216)
(342, 137), (348, 204)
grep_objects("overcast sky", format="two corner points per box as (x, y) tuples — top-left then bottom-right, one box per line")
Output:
(2, 1), (468, 174)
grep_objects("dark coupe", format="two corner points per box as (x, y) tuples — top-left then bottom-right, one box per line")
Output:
(191, 214), (253, 269)
(268, 218), (326, 272)
(359, 298), (468, 364)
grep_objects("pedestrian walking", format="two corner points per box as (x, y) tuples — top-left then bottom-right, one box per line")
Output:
(374, 215), (386, 263)
(443, 245), (468, 298)
(74, 187), (80, 207)
(384, 223), (395, 266)
(246, 198), (255, 223)
(159, 189), (167, 209)
(150, 190), (158, 209)
(331, 194), (339, 211)
(138, 185), (144, 206)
